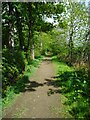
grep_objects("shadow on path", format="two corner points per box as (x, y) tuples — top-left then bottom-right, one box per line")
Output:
(14, 75), (44, 93)
(13, 57), (61, 96)
(44, 77), (62, 96)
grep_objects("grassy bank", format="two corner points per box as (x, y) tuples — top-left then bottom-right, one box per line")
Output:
(2, 56), (44, 110)
(52, 56), (74, 118)
(52, 56), (90, 119)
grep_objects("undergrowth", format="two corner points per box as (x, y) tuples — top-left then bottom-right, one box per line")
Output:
(52, 56), (90, 119)
(2, 56), (44, 109)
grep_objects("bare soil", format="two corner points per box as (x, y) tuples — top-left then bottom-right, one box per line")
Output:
(3, 57), (71, 118)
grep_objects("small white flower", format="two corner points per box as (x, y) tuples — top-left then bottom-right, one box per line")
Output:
(84, 81), (86, 84)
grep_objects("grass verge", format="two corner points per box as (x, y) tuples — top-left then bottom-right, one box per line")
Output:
(2, 56), (44, 111)
(52, 56), (90, 119)
(52, 56), (74, 118)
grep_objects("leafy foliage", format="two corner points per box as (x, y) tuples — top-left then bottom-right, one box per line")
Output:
(2, 49), (26, 97)
(56, 62), (90, 119)
(3, 56), (43, 108)
(2, 1), (90, 119)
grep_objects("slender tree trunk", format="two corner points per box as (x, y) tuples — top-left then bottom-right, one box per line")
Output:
(40, 34), (42, 54)
(15, 6), (24, 50)
(31, 44), (35, 60)
(40, 41), (42, 52)
(28, 3), (35, 60)
(69, 23), (74, 65)
(88, 52), (90, 79)
(68, 4), (75, 66)
(8, 2), (14, 49)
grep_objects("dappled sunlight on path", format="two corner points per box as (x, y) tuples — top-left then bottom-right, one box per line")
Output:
(3, 57), (71, 118)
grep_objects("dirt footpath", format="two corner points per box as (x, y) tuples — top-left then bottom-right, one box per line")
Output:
(3, 57), (71, 118)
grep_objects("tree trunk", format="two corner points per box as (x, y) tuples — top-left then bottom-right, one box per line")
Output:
(8, 2), (14, 49)
(69, 24), (74, 66)
(31, 44), (35, 60)
(40, 41), (42, 52)
(15, 6), (24, 50)
(28, 3), (35, 60)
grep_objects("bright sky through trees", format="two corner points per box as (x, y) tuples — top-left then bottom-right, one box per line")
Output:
(46, 0), (89, 24)
(2, 2), (90, 119)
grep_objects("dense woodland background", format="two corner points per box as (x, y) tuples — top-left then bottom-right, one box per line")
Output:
(2, 1), (90, 119)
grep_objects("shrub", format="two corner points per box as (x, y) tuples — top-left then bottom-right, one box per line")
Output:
(2, 49), (26, 97)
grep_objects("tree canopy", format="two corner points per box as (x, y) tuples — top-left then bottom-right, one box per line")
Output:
(2, 1), (90, 119)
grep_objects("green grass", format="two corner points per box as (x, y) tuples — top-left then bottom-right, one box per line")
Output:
(52, 56), (90, 119)
(52, 56), (74, 75)
(52, 57), (74, 118)
(0, 98), (2, 119)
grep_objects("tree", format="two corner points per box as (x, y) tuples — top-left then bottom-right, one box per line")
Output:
(2, 2), (14, 49)
(26, 2), (65, 60)
(58, 2), (88, 65)
(14, 3), (24, 50)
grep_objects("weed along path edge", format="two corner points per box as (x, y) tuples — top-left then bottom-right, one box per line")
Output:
(3, 57), (72, 118)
